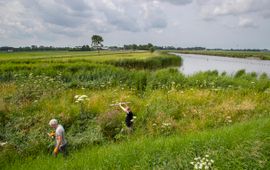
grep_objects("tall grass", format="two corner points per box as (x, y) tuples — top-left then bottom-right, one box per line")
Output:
(5, 117), (270, 170)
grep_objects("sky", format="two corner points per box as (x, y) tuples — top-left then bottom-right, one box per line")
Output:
(0, 0), (270, 49)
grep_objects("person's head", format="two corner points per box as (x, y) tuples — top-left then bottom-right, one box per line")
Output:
(49, 119), (58, 129)
(126, 107), (131, 112)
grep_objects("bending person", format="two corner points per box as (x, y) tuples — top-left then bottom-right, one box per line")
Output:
(48, 119), (68, 157)
(119, 103), (134, 129)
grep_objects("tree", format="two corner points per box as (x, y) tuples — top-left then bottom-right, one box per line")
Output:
(149, 47), (155, 53)
(91, 35), (103, 52)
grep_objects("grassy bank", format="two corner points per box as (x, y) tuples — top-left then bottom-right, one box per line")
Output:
(6, 117), (270, 170)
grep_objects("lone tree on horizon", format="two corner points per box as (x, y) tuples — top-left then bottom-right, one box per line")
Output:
(91, 35), (103, 52)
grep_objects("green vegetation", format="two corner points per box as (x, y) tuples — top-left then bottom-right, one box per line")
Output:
(8, 117), (270, 170)
(176, 50), (270, 60)
(0, 51), (269, 169)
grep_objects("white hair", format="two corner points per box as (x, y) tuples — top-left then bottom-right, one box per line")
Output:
(49, 119), (58, 126)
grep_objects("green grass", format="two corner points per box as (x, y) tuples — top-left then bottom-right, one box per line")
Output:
(5, 117), (270, 170)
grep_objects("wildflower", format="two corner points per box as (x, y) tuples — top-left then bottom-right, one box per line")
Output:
(162, 122), (171, 127)
(225, 116), (233, 124)
(0, 142), (7, 146)
(191, 155), (214, 170)
(80, 95), (88, 98)
(74, 94), (89, 103)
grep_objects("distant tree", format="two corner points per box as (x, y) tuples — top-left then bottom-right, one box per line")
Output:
(147, 43), (153, 49)
(132, 44), (137, 51)
(31, 45), (38, 50)
(91, 35), (103, 52)
(149, 47), (155, 53)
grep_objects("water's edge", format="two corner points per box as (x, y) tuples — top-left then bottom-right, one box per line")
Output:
(171, 53), (270, 76)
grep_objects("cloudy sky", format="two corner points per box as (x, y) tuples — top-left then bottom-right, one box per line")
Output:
(0, 0), (270, 49)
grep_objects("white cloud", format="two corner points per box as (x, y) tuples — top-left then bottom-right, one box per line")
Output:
(198, 0), (270, 19)
(0, 0), (170, 46)
(156, 0), (193, 5)
(196, 0), (270, 30)
(0, 0), (269, 48)
(238, 17), (257, 28)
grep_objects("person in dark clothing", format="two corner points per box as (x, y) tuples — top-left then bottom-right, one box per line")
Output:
(119, 103), (134, 129)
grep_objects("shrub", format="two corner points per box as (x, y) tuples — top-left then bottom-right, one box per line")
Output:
(97, 110), (124, 139)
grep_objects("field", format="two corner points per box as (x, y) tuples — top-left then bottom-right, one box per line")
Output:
(0, 51), (270, 169)
(175, 50), (270, 60)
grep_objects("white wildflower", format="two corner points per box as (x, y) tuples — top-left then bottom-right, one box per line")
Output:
(80, 95), (88, 98)
(191, 155), (214, 170)
(0, 142), (7, 146)
(74, 94), (89, 103)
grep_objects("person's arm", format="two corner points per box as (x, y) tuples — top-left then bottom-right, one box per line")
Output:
(119, 103), (127, 113)
(48, 131), (55, 138)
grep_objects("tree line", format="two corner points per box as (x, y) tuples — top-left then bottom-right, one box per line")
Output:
(1, 34), (268, 52)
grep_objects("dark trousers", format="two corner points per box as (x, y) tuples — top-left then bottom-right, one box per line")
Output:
(54, 143), (68, 157)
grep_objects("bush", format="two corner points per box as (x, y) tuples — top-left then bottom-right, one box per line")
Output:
(97, 111), (124, 139)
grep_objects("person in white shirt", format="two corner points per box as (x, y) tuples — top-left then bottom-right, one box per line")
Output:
(48, 119), (67, 157)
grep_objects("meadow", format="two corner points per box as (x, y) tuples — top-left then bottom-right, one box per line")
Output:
(0, 50), (270, 169)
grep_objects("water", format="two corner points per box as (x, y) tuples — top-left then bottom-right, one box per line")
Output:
(173, 53), (270, 76)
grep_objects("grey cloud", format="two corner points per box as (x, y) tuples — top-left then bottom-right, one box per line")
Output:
(199, 0), (270, 18)
(62, 0), (90, 12)
(20, 0), (92, 28)
(93, 1), (167, 32)
(94, 1), (141, 32)
(160, 0), (193, 5)
(108, 16), (141, 32)
(48, 25), (83, 37)
(0, 0), (169, 42)
(263, 12), (270, 19)
(17, 0), (167, 34)
(141, 3), (167, 30)
(238, 17), (257, 28)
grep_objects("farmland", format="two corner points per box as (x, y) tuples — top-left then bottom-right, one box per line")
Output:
(0, 51), (270, 169)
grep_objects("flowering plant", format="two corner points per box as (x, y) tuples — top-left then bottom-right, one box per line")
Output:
(190, 155), (214, 170)
(74, 95), (89, 116)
